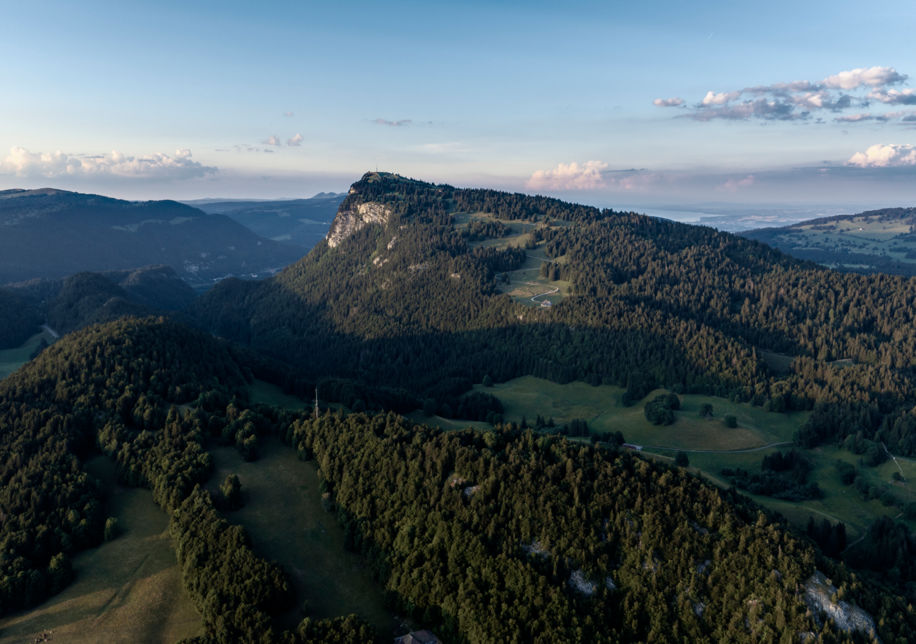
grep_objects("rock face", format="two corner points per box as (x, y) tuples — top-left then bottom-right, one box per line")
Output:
(803, 571), (876, 637)
(326, 201), (393, 248)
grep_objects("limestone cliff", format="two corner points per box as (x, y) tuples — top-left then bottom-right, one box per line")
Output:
(326, 200), (393, 248)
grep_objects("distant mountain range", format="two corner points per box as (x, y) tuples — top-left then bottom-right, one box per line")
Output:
(742, 207), (916, 276)
(185, 192), (344, 249)
(0, 188), (304, 286)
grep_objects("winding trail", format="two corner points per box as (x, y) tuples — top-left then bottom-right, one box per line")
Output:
(530, 285), (559, 304)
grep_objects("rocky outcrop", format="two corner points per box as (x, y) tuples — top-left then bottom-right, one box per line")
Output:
(802, 571), (877, 638)
(326, 201), (393, 248)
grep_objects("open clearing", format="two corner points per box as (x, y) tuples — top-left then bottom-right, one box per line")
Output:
(454, 211), (571, 307)
(208, 438), (396, 636)
(473, 375), (916, 540)
(249, 379), (310, 411)
(0, 457), (201, 644)
(476, 375), (803, 450)
(0, 328), (56, 380)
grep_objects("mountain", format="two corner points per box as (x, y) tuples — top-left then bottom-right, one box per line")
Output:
(187, 192), (345, 250)
(0, 188), (304, 286)
(196, 172), (916, 448)
(742, 207), (916, 276)
(3, 175), (916, 641)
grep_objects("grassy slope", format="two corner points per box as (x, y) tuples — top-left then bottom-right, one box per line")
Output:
(248, 379), (310, 411)
(0, 457), (201, 644)
(0, 329), (54, 380)
(477, 376), (802, 449)
(748, 213), (916, 273)
(457, 211), (571, 307)
(476, 375), (915, 542)
(208, 437), (396, 636)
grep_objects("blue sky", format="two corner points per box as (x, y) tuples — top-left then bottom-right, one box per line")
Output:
(1, 1), (915, 210)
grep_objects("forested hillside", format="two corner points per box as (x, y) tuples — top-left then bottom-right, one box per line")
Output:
(2, 316), (913, 641)
(743, 207), (916, 276)
(0, 266), (198, 348)
(195, 172), (916, 457)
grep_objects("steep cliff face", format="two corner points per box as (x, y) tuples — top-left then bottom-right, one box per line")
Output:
(326, 200), (393, 248)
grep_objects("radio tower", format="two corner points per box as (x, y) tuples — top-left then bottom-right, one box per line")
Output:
(314, 386), (319, 420)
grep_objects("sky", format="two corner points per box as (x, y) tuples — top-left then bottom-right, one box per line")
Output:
(2, 0), (916, 212)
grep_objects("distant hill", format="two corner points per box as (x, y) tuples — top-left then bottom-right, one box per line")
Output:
(0, 188), (304, 286)
(742, 207), (916, 276)
(0, 265), (198, 347)
(0, 288), (43, 349)
(187, 193), (344, 250)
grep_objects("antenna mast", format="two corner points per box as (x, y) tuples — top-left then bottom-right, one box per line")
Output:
(314, 386), (319, 420)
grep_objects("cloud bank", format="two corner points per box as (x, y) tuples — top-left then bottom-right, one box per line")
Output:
(655, 66), (915, 123)
(1, 147), (216, 180)
(527, 161), (609, 190)
(847, 143), (916, 167)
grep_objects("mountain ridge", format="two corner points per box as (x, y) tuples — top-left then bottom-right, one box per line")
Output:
(742, 206), (916, 276)
(0, 188), (303, 286)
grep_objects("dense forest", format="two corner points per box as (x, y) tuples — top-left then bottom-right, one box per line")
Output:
(3, 317), (915, 641)
(195, 172), (916, 458)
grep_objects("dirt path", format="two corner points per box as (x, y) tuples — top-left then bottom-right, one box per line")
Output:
(530, 285), (559, 304)
(41, 324), (60, 339)
(642, 440), (793, 454)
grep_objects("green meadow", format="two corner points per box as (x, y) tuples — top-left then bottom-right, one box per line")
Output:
(208, 438), (397, 635)
(0, 458), (201, 644)
(0, 329), (55, 380)
(475, 375), (914, 541)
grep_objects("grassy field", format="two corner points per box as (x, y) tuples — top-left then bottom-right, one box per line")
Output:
(248, 379), (311, 411)
(208, 438), (397, 636)
(404, 410), (492, 432)
(0, 329), (55, 380)
(749, 212), (916, 274)
(453, 211), (571, 307)
(0, 458), (201, 644)
(477, 376), (803, 450)
(471, 375), (916, 540)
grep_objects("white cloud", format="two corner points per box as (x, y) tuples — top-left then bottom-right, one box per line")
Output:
(1, 147), (216, 180)
(653, 97), (684, 107)
(702, 90), (741, 106)
(527, 161), (609, 190)
(823, 66), (906, 90)
(264, 135), (281, 146)
(868, 88), (916, 105)
(847, 143), (916, 167)
(665, 66), (912, 122)
(287, 133), (304, 146)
